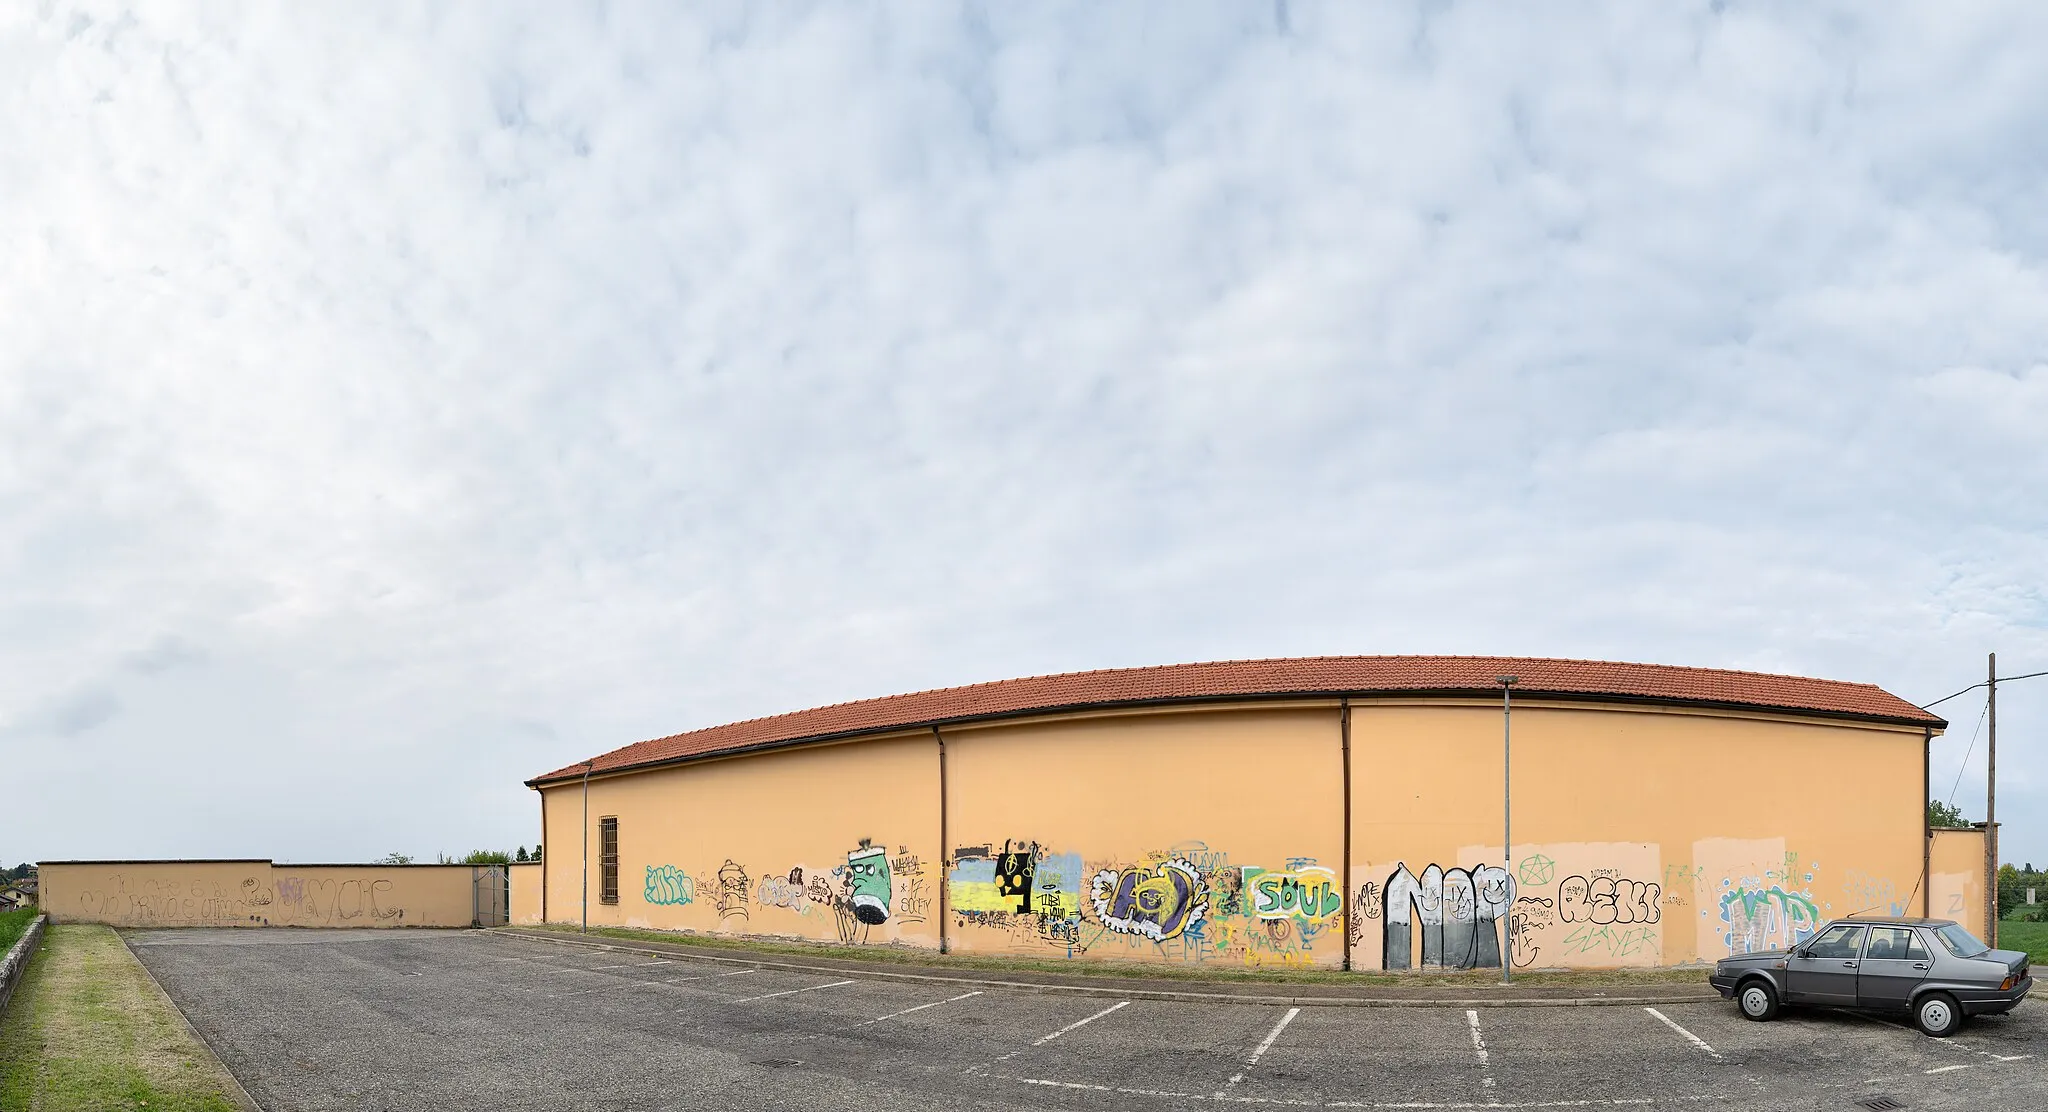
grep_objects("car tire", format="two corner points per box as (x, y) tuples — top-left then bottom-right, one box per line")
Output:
(1737, 978), (1779, 1022)
(1914, 991), (1963, 1038)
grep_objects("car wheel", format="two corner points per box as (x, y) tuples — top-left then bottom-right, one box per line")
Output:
(1737, 979), (1779, 1021)
(1915, 992), (1963, 1038)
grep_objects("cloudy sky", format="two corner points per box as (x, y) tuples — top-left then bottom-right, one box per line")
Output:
(5, 2), (2044, 870)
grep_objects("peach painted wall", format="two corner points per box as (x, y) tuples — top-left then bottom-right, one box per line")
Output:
(42, 861), (480, 928)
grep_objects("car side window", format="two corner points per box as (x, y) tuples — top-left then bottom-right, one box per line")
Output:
(1806, 924), (1865, 959)
(1865, 926), (1915, 959)
(1903, 931), (1930, 960)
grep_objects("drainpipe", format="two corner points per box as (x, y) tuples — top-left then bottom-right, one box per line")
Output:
(1498, 675), (1518, 985)
(539, 789), (549, 923)
(581, 760), (593, 934)
(1340, 697), (1351, 973)
(934, 725), (949, 955)
(1922, 726), (1931, 918)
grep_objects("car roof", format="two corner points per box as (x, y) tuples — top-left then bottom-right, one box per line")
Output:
(1840, 916), (1957, 927)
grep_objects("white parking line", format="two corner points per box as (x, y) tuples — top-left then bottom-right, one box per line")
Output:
(546, 960), (674, 974)
(858, 990), (982, 1026)
(1644, 1007), (1723, 1060)
(1465, 1010), (1494, 1091)
(1217, 1006), (1301, 1094)
(1035, 1000), (1131, 1045)
(731, 978), (855, 1003)
(1924, 1063), (1973, 1074)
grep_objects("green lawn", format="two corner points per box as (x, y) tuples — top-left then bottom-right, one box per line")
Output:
(0, 925), (243, 1112)
(1997, 919), (2048, 964)
(0, 909), (34, 957)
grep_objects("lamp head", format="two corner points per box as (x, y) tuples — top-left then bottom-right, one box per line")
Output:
(1497, 675), (1518, 686)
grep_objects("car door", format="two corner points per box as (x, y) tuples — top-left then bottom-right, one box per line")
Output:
(1786, 923), (1865, 1005)
(1856, 926), (1931, 1010)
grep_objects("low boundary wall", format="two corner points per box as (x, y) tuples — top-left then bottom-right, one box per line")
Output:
(0, 913), (48, 1021)
(41, 861), (482, 929)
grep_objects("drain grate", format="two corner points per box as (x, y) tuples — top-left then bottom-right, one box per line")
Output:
(1859, 1099), (1905, 1111)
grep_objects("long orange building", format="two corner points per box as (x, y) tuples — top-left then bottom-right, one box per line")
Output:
(521, 656), (1983, 971)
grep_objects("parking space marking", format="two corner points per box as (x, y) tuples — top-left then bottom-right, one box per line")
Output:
(731, 978), (855, 1003)
(1035, 1000), (1131, 1045)
(1005, 1073), (1745, 1107)
(543, 959), (675, 975)
(1465, 1009), (1495, 1090)
(859, 990), (981, 1027)
(545, 967), (758, 999)
(1217, 1006), (1301, 1095)
(1924, 1063), (1973, 1074)
(1644, 1007), (1722, 1060)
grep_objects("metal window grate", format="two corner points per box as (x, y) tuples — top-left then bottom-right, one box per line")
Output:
(599, 817), (619, 904)
(1860, 1098), (1905, 1111)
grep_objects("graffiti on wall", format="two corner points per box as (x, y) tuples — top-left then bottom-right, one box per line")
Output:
(715, 860), (751, 920)
(645, 865), (694, 906)
(75, 872), (406, 926)
(1242, 865), (1343, 922)
(1090, 858), (1208, 941)
(845, 841), (893, 925)
(1719, 883), (1821, 953)
(1381, 863), (1516, 970)
(1557, 875), (1662, 925)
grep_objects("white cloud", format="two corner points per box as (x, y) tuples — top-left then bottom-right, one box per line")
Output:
(3, 1), (2045, 866)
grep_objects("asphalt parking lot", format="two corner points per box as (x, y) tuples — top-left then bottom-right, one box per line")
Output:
(129, 929), (2042, 1112)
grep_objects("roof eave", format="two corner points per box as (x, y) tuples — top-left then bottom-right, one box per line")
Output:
(525, 687), (1944, 788)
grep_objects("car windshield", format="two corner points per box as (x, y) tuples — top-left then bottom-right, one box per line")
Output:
(1934, 924), (1990, 958)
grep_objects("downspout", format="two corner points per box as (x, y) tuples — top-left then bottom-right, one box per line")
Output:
(1340, 697), (1352, 973)
(934, 725), (949, 955)
(1923, 726), (1932, 918)
(581, 760), (593, 934)
(539, 789), (549, 923)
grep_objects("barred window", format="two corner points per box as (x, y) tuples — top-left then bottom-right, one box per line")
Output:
(599, 817), (619, 904)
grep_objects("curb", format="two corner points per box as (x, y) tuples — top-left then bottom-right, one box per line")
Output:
(488, 928), (1719, 1009)
(0, 913), (46, 1022)
(120, 930), (268, 1112)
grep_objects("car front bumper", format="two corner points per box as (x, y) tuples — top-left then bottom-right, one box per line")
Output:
(1707, 973), (1740, 999)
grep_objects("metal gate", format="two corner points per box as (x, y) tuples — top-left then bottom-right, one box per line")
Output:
(471, 864), (508, 927)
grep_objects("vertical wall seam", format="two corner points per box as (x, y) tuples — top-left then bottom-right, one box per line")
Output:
(934, 724), (949, 955)
(539, 789), (548, 923)
(1340, 696), (1352, 973)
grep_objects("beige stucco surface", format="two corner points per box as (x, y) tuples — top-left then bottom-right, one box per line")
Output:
(530, 697), (1964, 971)
(42, 861), (480, 928)
(539, 732), (941, 947)
(1929, 827), (1989, 939)
(510, 862), (544, 925)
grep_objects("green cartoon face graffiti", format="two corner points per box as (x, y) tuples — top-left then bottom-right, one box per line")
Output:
(846, 845), (892, 925)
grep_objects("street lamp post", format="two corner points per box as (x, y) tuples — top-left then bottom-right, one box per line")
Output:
(1498, 674), (1517, 984)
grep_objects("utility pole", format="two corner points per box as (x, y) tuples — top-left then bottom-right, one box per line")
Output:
(1988, 652), (1997, 947)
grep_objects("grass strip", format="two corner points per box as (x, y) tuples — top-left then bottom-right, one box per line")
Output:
(514, 923), (1706, 988)
(0, 910), (34, 957)
(0, 925), (243, 1112)
(1997, 920), (2046, 964)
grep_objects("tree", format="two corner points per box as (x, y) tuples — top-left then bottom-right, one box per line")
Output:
(463, 850), (513, 865)
(515, 846), (530, 862)
(1927, 799), (1970, 829)
(533, 843), (542, 861)
(376, 852), (414, 865)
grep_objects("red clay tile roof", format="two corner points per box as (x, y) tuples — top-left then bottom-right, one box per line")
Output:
(528, 655), (1943, 785)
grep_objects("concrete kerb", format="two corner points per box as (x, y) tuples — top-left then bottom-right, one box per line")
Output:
(0, 913), (47, 1022)
(119, 930), (268, 1112)
(487, 927), (1719, 1008)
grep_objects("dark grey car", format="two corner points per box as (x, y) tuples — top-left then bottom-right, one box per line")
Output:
(1707, 917), (2031, 1036)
